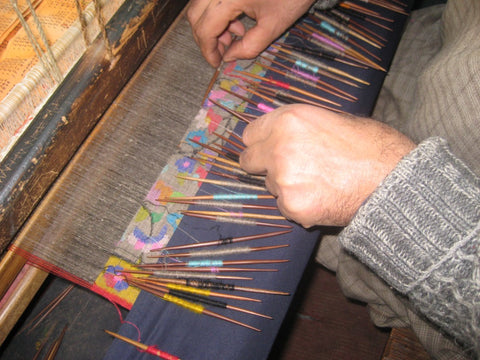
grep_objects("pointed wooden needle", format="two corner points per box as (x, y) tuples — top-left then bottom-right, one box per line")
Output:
(149, 244), (289, 259)
(180, 212), (293, 229)
(158, 194), (275, 202)
(152, 229), (291, 252)
(161, 198), (277, 210)
(195, 151), (242, 168)
(126, 282), (262, 331)
(208, 170), (266, 188)
(127, 278), (272, 320)
(137, 277), (291, 296)
(223, 128), (245, 145)
(233, 70), (341, 107)
(208, 98), (256, 123)
(213, 131), (246, 150)
(177, 175), (267, 192)
(135, 265), (279, 273)
(20, 284), (74, 335)
(105, 330), (181, 359)
(181, 210), (285, 221)
(153, 259), (289, 267)
(116, 269), (253, 281)
(271, 44), (370, 85)
(127, 276), (261, 302)
(189, 157), (246, 175)
(188, 137), (238, 160)
(258, 55), (358, 100)
(44, 324), (68, 360)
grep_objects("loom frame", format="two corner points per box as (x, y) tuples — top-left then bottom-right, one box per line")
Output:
(0, 0), (189, 343)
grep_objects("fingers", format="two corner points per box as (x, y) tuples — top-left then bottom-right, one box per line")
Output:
(239, 107), (291, 174)
(239, 141), (268, 175)
(187, 1), (288, 66)
(223, 22), (278, 62)
(188, 1), (245, 67)
(241, 110), (276, 146)
(239, 115), (273, 174)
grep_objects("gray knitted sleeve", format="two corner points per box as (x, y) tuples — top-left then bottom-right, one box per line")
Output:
(339, 137), (480, 355)
(310, 0), (339, 11)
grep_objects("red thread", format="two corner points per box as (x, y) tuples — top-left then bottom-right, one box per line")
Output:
(146, 345), (181, 360)
(267, 77), (290, 89)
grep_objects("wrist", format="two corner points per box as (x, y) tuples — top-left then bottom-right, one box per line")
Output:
(339, 137), (480, 292)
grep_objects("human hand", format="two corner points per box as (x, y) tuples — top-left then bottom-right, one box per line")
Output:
(187, 0), (315, 67)
(239, 105), (416, 228)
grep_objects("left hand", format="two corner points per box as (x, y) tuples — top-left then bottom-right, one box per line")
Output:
(187, 0), (315, 67)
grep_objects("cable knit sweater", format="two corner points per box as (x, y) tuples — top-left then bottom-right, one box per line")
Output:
(338, 1), (480, 356)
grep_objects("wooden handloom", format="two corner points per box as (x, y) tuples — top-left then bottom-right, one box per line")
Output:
(0, 0), (431, 358)
(0, 0), (198, 342)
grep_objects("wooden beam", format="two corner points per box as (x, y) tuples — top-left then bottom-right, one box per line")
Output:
(0, 0), (188, 255)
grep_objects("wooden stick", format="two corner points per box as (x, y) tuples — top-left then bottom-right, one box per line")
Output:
(258, 56), (357, 100)
(271, 44), (370, 85)
(127, 278), (272, 319)
(180, 212), (292, 229)
(196, 151), (242, 168)
(116, 269), (253, 281)
(126, 277), (260, 303)
(232, 70), (341, 107)
(135, 277), (291, 296)
(177, 175), (267, 192)
(150, 244), (289, 259)
(121, 284), (262, 331)
(161, 198), (277, 211)
(155, 259), (289, 267)
(136, 265), (279, 273)
(158, 194), (275, 202)
(181, 210), (285, 221)
(44, 324), (68, 360)
(213, 131), (246, 150)
(208, 98), (256, 123)
(152, 229), (291, 252)
(105, 330), (180, 359)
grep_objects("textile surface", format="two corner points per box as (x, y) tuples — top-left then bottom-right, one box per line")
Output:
(317, 2), (480, 359)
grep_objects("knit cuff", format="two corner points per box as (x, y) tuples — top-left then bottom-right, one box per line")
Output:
(339, 137), (480, 294)
(310, 0), (339, 13)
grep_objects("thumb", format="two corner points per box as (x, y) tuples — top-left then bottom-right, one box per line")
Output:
(223, 23), (278, 61)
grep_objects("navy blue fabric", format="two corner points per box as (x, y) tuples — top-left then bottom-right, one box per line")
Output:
(104, 4), (411, 359)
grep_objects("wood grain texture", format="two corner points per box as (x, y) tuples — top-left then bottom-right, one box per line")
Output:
(9, 12), (215, 283)
(0, 0), (188, 255)
(0, 2), (210, 346)
(382, 328), (432, 360)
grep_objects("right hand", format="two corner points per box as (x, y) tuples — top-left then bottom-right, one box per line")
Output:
(187, 0), (316, 67)
(239, 105), (416, 228)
